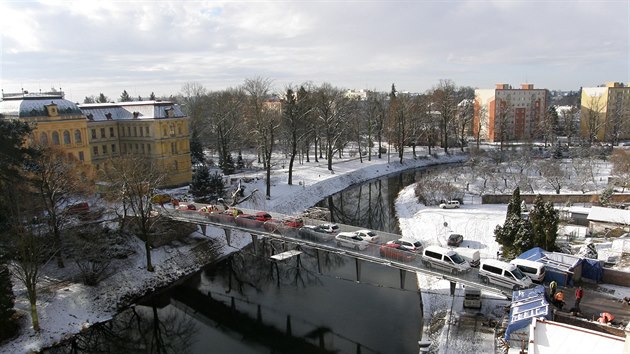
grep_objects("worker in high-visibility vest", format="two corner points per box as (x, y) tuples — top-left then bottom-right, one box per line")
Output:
(553, 291), (565, 310)
(598, 312), (615, 324)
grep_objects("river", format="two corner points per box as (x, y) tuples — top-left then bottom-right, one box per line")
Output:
(46, 167), (442, 354)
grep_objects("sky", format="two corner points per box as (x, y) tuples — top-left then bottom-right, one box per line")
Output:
(0, 0), (628, 103)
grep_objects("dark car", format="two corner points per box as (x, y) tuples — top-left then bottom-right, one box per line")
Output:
(447, 233), (464, 247)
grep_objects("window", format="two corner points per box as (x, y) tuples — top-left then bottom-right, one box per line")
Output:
(111, 144), (116, 153)
(91, 129), (97, 139)
(173, 160), (178, 171)
(100, 128), (106, 138)
(483, 264), (503, 275)
(145, 126), (149, 135)
(40, 132), (49, 146)
(425, 250), (442, 260)
(109, 127), (115, 137)
(52, 131), (60, 145)
(93, 146), (98, 155)
(147, 144), (151, 154)
(102, 145), (107, 154)
(135, 143), (139, 152)
(127, 127), (131, 136)
(74, 130), (82, 143)
(78, 151), (84, 161)
(63, 130), (71, 145)
(134, 127), (137, 137)
(178, 125), (182, 135)
(141, 144), (145, 153)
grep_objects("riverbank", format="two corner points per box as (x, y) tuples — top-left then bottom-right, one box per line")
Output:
(3, 150), (465, 353)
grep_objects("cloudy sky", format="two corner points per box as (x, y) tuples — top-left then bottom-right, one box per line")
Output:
(0, 0), (628, 102)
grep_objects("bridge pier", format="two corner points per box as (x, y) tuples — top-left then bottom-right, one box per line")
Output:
(400, 269), (406, 289)
(199, 224), (206, 236)
(450, 281), (456, 296)
(316, 249), (322, 274)
(355, 258), (362, 282)
(224, 228), (231, 246)
(251, 234), (258, 254)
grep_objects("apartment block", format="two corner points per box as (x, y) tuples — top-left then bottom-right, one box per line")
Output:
(580, 82), (630, 143)
(474, 84), (548, 143)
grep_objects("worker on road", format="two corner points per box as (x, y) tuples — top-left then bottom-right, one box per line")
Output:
(597, 312), (615, 325)
(553, 291), (565, 310)
(549, 280), (558, 297)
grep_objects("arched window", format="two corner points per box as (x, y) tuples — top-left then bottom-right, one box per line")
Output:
(40, 132), (49, 146)
(74, 130), (82, 143)
(63, 130), (71, 145)
(52, 131), (60, 145)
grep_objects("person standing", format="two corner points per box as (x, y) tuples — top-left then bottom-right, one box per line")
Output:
(549, 280), (558, 297)
(575, 286), (584, 310)
(554, 291), (565, 310)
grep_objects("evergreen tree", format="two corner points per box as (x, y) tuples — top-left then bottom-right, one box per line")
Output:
(97, 93), (109, 103)
(237, 151), (244, 170)
(207, 172), (225, 199)
(529, 195), (559, 251)
(149, 92), (156, 100)
(0, 261), (17, 341)
(221, 153), (235, 175)
(137, 95), (142, 101)
(120, 90), (132, 102)
(83, 96), (96, 104)
(190, 131), (205, 165)
(507, 186), (522, 218)
(189, 165), (212, 202)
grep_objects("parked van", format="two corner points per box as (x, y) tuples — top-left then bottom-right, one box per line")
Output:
(453, 247), (480, 267)
(422, 246), (471, 274)
(478, 259), (532, 290)
(439, 200), (460, 209)
(510, 258), (545, 283)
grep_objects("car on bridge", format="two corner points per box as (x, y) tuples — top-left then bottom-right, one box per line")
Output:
(298, 225), (336, 242)
(386, 238), (423, 252)
(235, 212), (272, 228)
(379, 243), (417, 262)
(207, 208), (242, 224)
(263, 217), (303, 236)
(335, 233), (369, 250)
(337, 229), (379, 243)
(317, 223), (340, 233)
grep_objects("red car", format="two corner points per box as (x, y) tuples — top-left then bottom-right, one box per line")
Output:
(379, 243), (417, 262)
(282, 217), (304, 228)
(235, 212), (272, 228)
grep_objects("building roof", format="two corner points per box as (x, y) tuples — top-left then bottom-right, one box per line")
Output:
(505, 285), (551, 341)
(0, 91), (82, 118)
(528, 318), (624, 354)
(78, 101), (186, 121)
(587, 206), (630, 224)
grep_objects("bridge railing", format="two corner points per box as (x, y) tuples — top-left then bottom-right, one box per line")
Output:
(161, 206), (515, 297)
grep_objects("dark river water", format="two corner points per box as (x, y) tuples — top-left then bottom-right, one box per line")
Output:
(46, 166), (453, 354)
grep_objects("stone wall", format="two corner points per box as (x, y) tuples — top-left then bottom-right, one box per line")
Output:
(481, 193), (630, 205)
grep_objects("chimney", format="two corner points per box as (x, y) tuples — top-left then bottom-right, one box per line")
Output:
(496, 84), (511, 90)
(521, 84), (534, 90)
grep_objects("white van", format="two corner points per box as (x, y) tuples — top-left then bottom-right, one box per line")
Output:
(422, 246), (471, 274)
(439, 200), (460, 209)
(510, 258), (545, 283)
(453, 247), (480, 268)
(478, 259), (532, 290)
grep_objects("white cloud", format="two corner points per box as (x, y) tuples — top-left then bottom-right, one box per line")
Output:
(0, 0), (628, 100)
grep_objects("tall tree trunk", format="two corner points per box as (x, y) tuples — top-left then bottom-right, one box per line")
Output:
(145, 232), (154, 272)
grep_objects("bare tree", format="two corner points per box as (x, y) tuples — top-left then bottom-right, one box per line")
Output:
(100, 156), (166, 272)
(282, 85), (313, 185)
(455, 98), (474, 151)
(611, 149), (630, 192)
(313, 83), (352, 171)
(203, 88), (246, 172)
(10, 220), (53, 332)
(537, 159), (566, 194)
(243, 77), (280, 198)
(495, 95), (512, 151)
(365, 90), (388, 160)
(30, 147), (93, 268)
(386, 84), (409, 163)
(559, 104), (580, 145)
(432, 79), (458, 154)
(583, 95), (606, 145)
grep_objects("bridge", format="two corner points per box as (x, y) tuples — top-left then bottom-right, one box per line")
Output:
(162, 206), (515, 298)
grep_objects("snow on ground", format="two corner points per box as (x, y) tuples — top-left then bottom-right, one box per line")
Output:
(2, 150), (465, 354)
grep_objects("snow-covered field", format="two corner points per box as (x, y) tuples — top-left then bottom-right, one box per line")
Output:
(3, 146), (630, 354)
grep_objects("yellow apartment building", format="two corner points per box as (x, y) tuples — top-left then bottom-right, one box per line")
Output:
(580, 82), (630, 144)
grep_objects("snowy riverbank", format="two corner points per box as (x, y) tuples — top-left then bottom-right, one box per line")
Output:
(3, 151), (464, 353)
